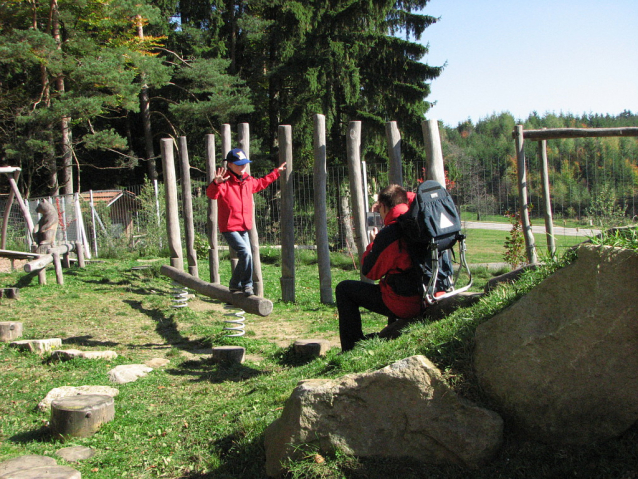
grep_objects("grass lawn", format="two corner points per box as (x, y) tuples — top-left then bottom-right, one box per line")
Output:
(0, 230), (635, 478)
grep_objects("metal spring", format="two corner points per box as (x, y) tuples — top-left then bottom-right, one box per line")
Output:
(171, 281), (189, 308)
(223, 305), (245, 337)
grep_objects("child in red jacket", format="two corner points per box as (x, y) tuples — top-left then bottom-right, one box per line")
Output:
(206, 148), (286, 296)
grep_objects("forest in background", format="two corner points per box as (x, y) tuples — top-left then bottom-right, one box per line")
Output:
(1, 0), (636, 225)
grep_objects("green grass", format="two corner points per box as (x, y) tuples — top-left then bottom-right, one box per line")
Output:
(1, 230), (636, 478)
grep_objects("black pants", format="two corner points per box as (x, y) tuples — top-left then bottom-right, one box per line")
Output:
(336, 280), (394, 351)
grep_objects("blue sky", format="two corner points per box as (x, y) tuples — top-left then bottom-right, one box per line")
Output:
(420, 1), (638, 126)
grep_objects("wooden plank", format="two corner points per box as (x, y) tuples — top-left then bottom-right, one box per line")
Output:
(0, 249), (40, 260)
(516, 127), (638, 140)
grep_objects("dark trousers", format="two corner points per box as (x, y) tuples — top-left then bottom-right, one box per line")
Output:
(336, 280), (394, 351)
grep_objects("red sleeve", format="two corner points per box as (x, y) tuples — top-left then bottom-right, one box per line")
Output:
(251, 169), (281, 193)
(206, 181), (222, 199)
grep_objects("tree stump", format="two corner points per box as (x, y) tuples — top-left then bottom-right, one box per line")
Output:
(50, 394), (115, 439)
(0, 455), (57, 476)
(0, 322), (23, 342)
(211, 346), (245, 364)
(293, 339), (331, 358)
(10, 338), (62, 354)
(0, 288), (19, 299)
(0, 465), (81, 479)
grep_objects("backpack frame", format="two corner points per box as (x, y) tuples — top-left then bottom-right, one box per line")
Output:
(397, 180), (473, 306)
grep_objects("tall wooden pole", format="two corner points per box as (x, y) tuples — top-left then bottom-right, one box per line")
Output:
(514, 125), (538, 265)
(539, 136), (556, 259)
(385, 121), (403, 186)
(206, 134), (220, 283)
(179, 136), (198, 277)
(160, 138), (183, 270)
(238, 123), (264, 297)
(313, 114), (333, 304)
(221, 124), (238, 275)
(346, 121), (369, 279)
(279, 125), (295, 302)
(422, 119), (446, 186)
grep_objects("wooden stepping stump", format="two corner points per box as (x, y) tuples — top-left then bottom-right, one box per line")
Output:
(293, 339), (331, 358)
(0, 322), (23, 342)
(211, 346), (245, 364)
(51, 349), (118, 361)
(0, 465), (81, 479)
(0, 455), (57, 476)
(55, 445), (96, 462)
(38, 385), (120, 412)
(10, 338), (62, 354)
(0, 287), (19, 299)
(50, 394), (115, 439)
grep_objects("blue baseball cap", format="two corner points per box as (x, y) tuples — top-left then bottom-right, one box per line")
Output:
(226, 148), (251, 166)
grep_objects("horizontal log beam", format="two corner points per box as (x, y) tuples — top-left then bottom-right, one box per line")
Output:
(513, 127), (638, 141)
(160, 265), (273, 317)
(24, 254), (54, 273)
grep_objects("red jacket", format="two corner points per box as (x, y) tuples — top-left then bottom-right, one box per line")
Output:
(206, 169), (281, 232)
(361, 192), (422, 318)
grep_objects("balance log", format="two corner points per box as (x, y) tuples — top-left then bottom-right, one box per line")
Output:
(160, 265), (273, 317)
(50, 394), (115, 439)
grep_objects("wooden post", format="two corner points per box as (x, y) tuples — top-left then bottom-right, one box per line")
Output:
(385, 121), (403, 186)
(6, 170), (35, 247)
(221, 125), (238, 275)
(539, 136), (556, 259)
(160, 138), (183, 270)
(52, 252), (63, 285)
(422, 119), (446, 186)
(514, 125), (538, 264)
(346, 121), (369, 277)
(279, 125), (295, 302)
(313, 114), (333, 304)
(1, 177), (14, 250)
(206, 134), (220, 284)
(178, 136), (198, 277)
(238, 123), (264, 297)
(75, 241), (85, 268)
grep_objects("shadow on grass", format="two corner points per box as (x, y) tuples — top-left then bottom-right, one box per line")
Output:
(9, 426), (53, 444)
(123, 299), (191, 349)
(63, 335), (119, 347)
(273, 345), (319, 367)
(165, 357), (266, 384)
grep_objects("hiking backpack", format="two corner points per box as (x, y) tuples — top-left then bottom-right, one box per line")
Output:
(397, 180), (473, 306)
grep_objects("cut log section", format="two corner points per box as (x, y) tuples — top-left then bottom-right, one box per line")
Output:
(49, 394), (115, 439)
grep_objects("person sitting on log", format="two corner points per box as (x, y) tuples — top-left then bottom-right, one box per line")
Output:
(206, 148), (286, 296)
(336, 184), (420, 351)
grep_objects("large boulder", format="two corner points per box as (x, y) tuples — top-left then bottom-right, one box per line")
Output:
(474, 244), (638, 445)
(264, 355), (503, 477)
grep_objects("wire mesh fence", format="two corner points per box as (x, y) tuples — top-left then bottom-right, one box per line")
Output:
(1, 152), (636, 257)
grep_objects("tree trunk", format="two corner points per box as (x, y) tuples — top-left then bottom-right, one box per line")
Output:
(136, 16), (157, 180)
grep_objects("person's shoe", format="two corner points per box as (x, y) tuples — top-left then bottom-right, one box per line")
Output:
(229, 286), (241, 293)
(243, 287), (254, 297)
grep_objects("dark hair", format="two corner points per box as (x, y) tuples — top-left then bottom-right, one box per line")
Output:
(377, 184), (408, 209)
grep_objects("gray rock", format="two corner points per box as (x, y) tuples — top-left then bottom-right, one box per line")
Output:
(55, 446), (96, 462)
(0, 456), (57, 476)
(144, 358), (170, 368)
(265, 355), (503, 477)
(38, 385), (119, 411)
(474, 244), (638, 445)
(108, 364), (152, 384)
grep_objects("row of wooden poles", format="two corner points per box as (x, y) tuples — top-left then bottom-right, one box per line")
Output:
(513, 126), (638, 263)
(159, 116), (448, 306)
